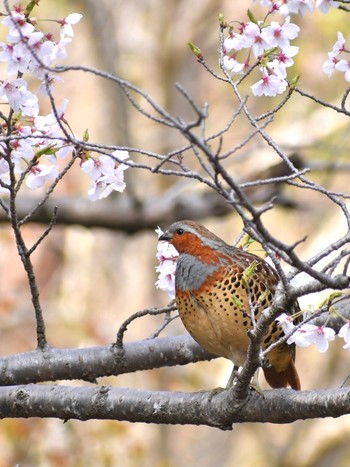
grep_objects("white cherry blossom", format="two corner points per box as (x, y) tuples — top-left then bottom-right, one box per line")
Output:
(59, 13), (83, 38)
(261, 17), (300, 49)
(26, 163), (59, 190)
(0, 78), (39, 116)
(251, 68), (288, 96)
(335, 60), (350, 82)
(338, 322), (350, 350)
(155, 228), (178, 299)
(81, 151), (129, 201)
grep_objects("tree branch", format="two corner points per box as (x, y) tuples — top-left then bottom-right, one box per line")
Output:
(0, 384), (349, 429)
(0, 335), (215, 386)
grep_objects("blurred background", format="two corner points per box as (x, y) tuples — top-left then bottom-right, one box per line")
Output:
(0, 0), (350, 465)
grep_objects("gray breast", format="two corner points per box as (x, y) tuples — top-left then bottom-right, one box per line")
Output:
(175, 254), (217, 291)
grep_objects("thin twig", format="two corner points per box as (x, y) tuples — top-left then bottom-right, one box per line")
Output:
(115, 304), (177, 347)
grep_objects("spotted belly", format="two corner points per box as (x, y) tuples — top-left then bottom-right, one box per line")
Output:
(176, 289), (251, 366)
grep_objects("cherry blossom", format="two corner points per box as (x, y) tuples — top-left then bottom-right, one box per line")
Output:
(0, 8), (82, 81)
(224, 23), (255, 52)
(0, 6), (86, 198)
(323, 32), (350, 81)
(155, 227), (178, 299)
(277, 313), (336, 351)
(273, 45), (299, 69)
(59, 13), (83, 38)
(316, 0), (339, 13)
(0, 156), (8, 170)
(273, 0), (314, 16)
(0, 41), (31, 74)
(276, 313), (312, 347)
(81, 151), (129, 201)
(26, 163), (59, 190)
(155, 260), (177, 299)
(329, 32), (347, 57)
(322, 55), (339, 77)
(243, 22), (270, 58)
(0, 6), (127, 202)
(0, 78), (39, 116)
(223, 55), (245, 74)
(276, 313), (296, 335)
(335, 60), (350, 82)
(223, 15), (300, 96)
(251, 68), (288, 96)
(261, 17), (300, 49)
(338, 322), (350, 350)
(2, 10), (35, 43)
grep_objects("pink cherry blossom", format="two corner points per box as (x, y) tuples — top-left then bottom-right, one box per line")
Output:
(297, 323), (336, 352)
(261, 17), (300, 49)
(34, 99), (69, 134)
(26, 163), (59, 190)
(275, 46), (299, 67)
(335, 60), (350, 82)
(2, 11), (35, 43)
(223, 55), (245, 74)
(0, 78), (39, 116)
(224, 30), (254, 52)
(155, 228), (178, 299)
(329, 32), (347, 58)
(323, 33), (350, 81)
(276, 313), (296, 335)
(244, 22), (270, 58)
(251, 68), (288, 96)
(338, 322), (350, 350)
(0, 42), (31, 74)
(0, 158), (10, 175)
(281, 0), (314, 16)
(81, 151), (129, 201)
(316, 0), (340, 13)
(277, 313), (336, 351)
(0, 157), (11, 192)
(223, 14), (300, 93)
(276, 313), (312, 347)
(87, 180), (113, 201)
(155, 260), (177, 299)
(37, 75), (64, 96)
(59, 13), (83, 38)
(11, 138), (35, 167)
(322, 55), (339, 77)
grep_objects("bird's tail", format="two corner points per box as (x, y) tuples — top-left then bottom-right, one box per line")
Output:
(263, 360), (301, 390)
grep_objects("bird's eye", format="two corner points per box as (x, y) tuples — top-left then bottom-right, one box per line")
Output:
(176, 228), (184, 235)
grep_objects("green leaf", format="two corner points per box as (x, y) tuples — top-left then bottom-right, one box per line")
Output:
(240, 234), (255, 249)
(258, 288), (270, 304)
(232, 295), (244, 310)
(318, 291), (343, 309)
(289, 74), (301, 91)
(329, 306), (339, 317)
(242, 260), (258, 288)
(247, 9), (258, 24)
(35, 144), (57, 158)
(83, 128), (90, 142)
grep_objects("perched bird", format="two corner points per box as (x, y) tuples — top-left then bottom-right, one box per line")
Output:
(159, 220), (301, 390)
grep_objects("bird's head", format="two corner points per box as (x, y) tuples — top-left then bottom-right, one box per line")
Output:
(159, 220), (227, 263)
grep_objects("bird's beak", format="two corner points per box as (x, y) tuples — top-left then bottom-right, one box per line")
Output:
(159, 231), (172, 242)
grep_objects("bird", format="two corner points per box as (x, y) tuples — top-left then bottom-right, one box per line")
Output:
(158, 220), (301, 390)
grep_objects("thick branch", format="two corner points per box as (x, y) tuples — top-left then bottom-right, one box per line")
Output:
(0, 193), (232, 232)
(0, 335), (215, 386)
(0, 384), (349, 428)
(0, 186), (298, 232)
